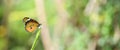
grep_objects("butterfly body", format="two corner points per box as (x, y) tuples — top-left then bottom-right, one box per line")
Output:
(23, 17), (41, 32)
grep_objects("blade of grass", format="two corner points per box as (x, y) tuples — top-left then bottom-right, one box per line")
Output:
(31, 29), (41, 50)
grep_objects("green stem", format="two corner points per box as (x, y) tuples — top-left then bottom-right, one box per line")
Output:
(31, 30), (41, 50)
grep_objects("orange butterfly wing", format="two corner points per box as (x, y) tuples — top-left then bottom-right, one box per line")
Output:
(25, 21), (39, 32)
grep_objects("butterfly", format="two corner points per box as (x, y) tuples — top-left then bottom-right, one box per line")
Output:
(23, 17), (41, 32)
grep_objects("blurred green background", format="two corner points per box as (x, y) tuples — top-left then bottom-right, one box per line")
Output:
(0, 0), (120, 50)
